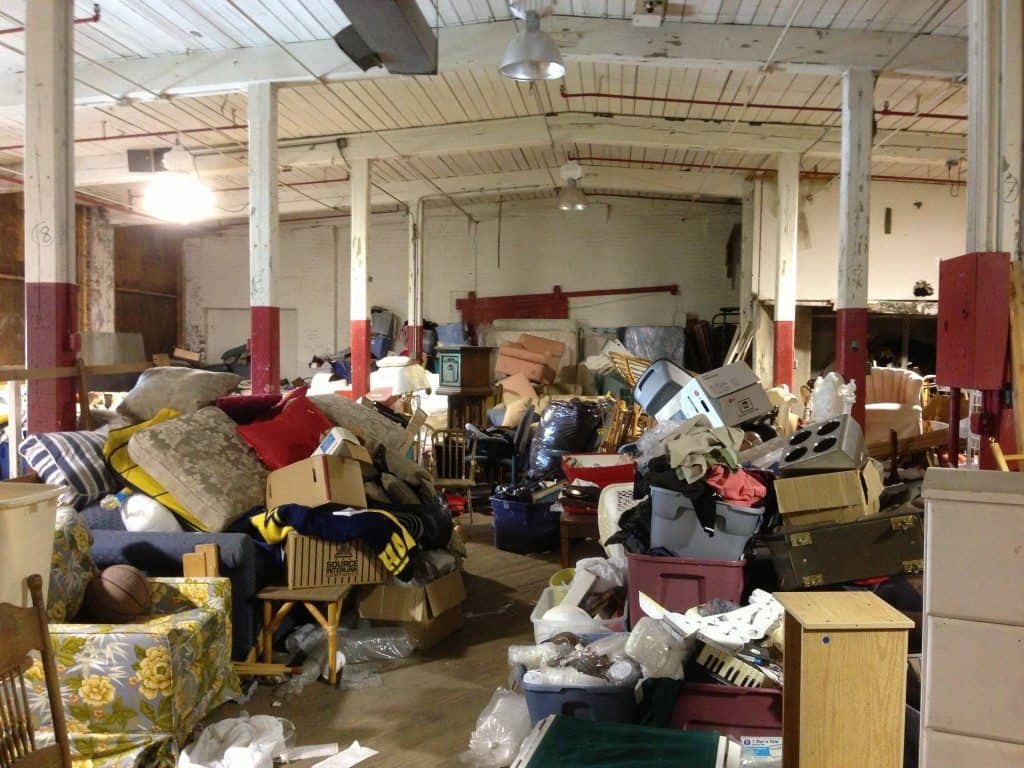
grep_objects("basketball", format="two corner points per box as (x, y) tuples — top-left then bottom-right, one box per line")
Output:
(84, 565), (150, 622)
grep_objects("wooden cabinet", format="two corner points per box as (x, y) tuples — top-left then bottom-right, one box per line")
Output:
(436, 346), (493, 396)
(920, 469), (1024, 767)
(775, 591), (913, 768)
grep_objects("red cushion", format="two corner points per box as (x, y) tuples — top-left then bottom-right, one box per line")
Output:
(216, 393), (282, 424)
(237, 392), (332, 470)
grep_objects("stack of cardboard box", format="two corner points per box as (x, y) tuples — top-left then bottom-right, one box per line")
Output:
(495, 334), (567, 385)
(265, 434), (467, 649)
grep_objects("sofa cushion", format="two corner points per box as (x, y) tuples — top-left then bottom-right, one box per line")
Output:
(237, 391), (333, 470)
(128, 407), (268, 532)
(104, 409), (192, 523)
(47, 507), (97, 621)
(308, 393), (408, 455)
(18, 430), (119, 509)
(117, 366), (241, 422)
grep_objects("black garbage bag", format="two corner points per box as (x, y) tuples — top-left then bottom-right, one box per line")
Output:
(527, 399), (608, 478)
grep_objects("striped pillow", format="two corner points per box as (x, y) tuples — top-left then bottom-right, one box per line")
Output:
(18, 431), (118, 509)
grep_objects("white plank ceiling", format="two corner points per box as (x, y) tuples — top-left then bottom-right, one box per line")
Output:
(0, 1), (969, 219)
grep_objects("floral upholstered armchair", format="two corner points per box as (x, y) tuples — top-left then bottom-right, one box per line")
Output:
(27, 511), (241, 768)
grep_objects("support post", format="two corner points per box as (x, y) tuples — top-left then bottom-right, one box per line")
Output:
(248, 81), (281, 394)
(406, 199), (424, 361)
(836, 68), (874, 428)
(967, 0), (1001, 253)
(23, 0), (76, 433)
(739, 180), (756, 344)
(774, 153), (800, 389)
(81, 207), (115, 333)
(350, 157), (372, 398)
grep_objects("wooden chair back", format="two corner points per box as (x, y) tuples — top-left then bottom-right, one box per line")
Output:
(432, 429), (478, 484)
(0, 574), (71, 768)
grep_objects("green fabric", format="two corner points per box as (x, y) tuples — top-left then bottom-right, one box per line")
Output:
(526, 716), (720, 768)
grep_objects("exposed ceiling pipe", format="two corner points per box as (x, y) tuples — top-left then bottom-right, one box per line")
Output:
(0, 3), (101, 34)
(569, 154), (967, 187)
(559, 85), (967, 122)
(0, 124), (247, 154)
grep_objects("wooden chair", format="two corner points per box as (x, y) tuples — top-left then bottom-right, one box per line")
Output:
(0, 574), (71, 768)
(432, 428), (479, 523)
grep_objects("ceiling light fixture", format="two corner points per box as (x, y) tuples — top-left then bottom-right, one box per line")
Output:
(558, 162), (587, 211)
(140, 141), (214, 224)
(500, 1), (564, 81)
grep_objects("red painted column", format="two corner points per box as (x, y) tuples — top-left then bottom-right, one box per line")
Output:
(349, 157), (372, 399)
(250, 306), (280, 394)
(25, 283), (77, 432)
(351, 319), (370, 399)
(406, 325), (423, 362)
(835, 307), (868, 427)
(773, 320), (795, 389)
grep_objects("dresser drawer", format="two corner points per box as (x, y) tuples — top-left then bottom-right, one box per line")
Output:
(926, 501), (1024, 624)
(923, 617), (1024, 744)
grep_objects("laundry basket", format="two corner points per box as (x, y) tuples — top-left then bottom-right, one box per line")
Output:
(597, 483), (643, 561)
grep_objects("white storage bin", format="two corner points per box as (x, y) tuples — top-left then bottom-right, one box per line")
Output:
(0, 482), (62, 607)
(530, 586), (627, 643)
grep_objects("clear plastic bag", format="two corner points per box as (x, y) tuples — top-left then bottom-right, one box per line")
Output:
(461, 689), (532, 768)
(179, 714), (294, 768)
(808, 372), (856, 422)
(624, 617), (689, 680)
(335, 628), (414, 663)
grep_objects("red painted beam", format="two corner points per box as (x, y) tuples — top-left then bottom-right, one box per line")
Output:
(351, 318), (370, 399)
(406, 324), (423, 363)
(250, 306), (280, 394)
(25, 282), (77, 433)
(835, 307), (868, 427)
(773, 319), (795, 389)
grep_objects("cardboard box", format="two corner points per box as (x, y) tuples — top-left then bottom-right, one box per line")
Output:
(314, 426), (372, 463)
(266, 455), (367, 510)
(285, 532), (387, 588)
(495, 334), (567, 385)
(775, 462), (885, 529)
(680, 362), (772, 428)
(358, 569), (467, 649)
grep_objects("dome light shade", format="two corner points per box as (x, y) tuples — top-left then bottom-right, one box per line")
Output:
(558, 178), (588, 211)
(141, 172), (214, 224)
(499, 10), (565, 81)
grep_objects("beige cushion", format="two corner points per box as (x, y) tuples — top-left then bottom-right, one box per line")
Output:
(127, 407), (267, 531)
(865, 402), (923, 444)
(308, 393), (407, 454)
(866, 367), (924, 406)
(118, 367), (241, 422)
(501, 396), (533, 428)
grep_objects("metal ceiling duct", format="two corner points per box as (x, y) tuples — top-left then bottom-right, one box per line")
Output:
(333, 0), (437, 75)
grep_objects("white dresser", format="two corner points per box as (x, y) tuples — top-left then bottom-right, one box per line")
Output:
(920, 469), (1024, 767)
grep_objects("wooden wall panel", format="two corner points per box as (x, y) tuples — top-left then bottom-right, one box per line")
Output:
(114, 225), (184, 358)
(0, 277), (23, 365)
(0, 193), (23, 279)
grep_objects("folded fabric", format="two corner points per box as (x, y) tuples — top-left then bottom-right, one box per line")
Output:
(704, 466), (767, 507)
(659, 415), (744, 484)
(237, 389), (333, 470)
(250, 504), (418, 580)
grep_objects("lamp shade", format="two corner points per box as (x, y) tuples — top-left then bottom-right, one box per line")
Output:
(558, 178), (588, 211)
(499, 11), (565, 81)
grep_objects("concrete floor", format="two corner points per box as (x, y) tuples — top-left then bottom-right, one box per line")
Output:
(212, 514), (604, 767)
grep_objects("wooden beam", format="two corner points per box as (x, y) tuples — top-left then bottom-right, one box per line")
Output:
(0, 20), (966, 110)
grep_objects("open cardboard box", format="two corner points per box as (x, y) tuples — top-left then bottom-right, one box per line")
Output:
(775, 461), (885, 529)
(358, 569), (467, 649)
(266, 454), (368, 510)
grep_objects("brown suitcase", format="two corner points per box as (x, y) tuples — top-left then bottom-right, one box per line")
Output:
(766, 508), (924, 590)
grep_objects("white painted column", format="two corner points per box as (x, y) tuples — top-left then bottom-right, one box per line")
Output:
(774, 152), (800, 389)
(23, 0), (76, 433)
(967, 0), (1001, 252)
(739, 181), (756, 335)
(248, 81), (281, 394)
(997, 0), (1022, 261)
(406, 198), (424, 361)
(836, 68), (874, 427)
(350, 157), (372, 398)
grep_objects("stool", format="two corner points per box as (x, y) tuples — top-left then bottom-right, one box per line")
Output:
(257, 584), (351, 685)
(560, 511), (601, 568)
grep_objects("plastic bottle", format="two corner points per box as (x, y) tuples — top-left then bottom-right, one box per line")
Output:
(99, 487), (133, 513)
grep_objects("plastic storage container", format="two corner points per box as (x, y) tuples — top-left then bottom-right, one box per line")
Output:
(0, 482), (62, 607)
(518, 665), (638, 725)
(633, 359), (692, 421)
(669, 682), (782, 739)
(370, 334), (391, 359)
(490, 497), (560, 554)
(530, 586), (627, 643)
(627, 553), (746, 625)
(561, 454), (636, 488)
(650, 486), (762, 561)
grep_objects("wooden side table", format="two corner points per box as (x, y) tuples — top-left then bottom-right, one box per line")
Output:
(560, 512), (600, 568)
(257, 584), (351, 685)
(775, 591), (913, 768)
